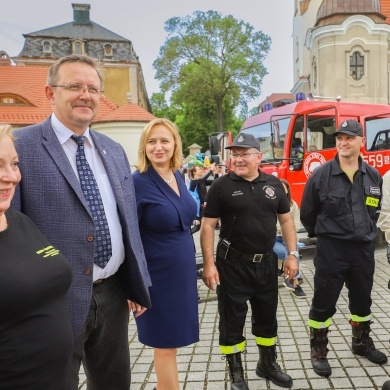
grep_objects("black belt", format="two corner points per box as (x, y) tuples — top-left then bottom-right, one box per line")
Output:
(93, 275), (114, 286)
(226, 245), (269, 263)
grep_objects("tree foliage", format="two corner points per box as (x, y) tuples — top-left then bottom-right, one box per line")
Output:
(172, 86), (243, 153)
(153, 10), (271, 133)
(150, 92), (177, 120)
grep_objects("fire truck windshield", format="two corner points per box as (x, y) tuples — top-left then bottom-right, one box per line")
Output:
(241, 116), (292, 160)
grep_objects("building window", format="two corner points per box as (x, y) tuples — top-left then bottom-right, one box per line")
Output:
(72, 40), (85, 55)
(350, 52), (364, 81)
(103, 43), (113, 58)
(42, 41), (52, 54)
(75, 42), (82, 54)
(312, 58), (317, 90)
(0, 94), (30, 106)
(0, 51), (9, 60)
(2, 97), (14, 104)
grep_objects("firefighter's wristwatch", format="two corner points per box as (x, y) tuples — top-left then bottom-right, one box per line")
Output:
(288, 250), (299, 258)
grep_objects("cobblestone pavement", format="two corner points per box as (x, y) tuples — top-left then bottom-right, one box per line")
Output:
(79, 231), (390, 390)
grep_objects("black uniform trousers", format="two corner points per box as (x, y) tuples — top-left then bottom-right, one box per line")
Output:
(216, 247), (278, 347)
(310, 236), (375, 323)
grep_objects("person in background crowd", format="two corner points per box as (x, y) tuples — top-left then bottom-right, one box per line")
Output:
(201, 133), (298, 389)
(133, 118), (199, 390)
(182, 165), (190, 188)
(273, 178), (306, 298)
(301, 119), (387, 378)
(0, 124), (73, 389)
(189, 163), (218, 219)
(11, 54), (151, 390)
(188, 163), (217, 233)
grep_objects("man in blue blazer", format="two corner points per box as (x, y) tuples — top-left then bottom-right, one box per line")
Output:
(12, 54), (152, 390)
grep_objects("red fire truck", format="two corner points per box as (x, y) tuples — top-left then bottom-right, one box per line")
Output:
(210, 95), (390, 208)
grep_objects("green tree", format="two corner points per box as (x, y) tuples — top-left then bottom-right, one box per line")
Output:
(153, 10), (271, 133)
(149, 92), (177, 121)
(170, 62), (240, 151)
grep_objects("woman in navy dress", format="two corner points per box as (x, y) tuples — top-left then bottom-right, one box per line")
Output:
(133, 118), (199, 390)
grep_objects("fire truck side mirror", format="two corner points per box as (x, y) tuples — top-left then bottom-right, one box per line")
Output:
(289, 161), (303, 171)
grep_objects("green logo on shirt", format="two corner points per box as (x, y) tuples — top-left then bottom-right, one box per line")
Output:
(36, 245), (60, 258)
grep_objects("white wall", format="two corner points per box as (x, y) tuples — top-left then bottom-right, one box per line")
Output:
(92, 121), (148, 170)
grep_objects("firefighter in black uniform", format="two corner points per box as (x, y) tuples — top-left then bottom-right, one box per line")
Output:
(301, 119), (387, 378)
(200, 133), (298, 389)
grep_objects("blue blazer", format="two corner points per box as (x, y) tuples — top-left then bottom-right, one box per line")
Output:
(12, 116), (152, 337)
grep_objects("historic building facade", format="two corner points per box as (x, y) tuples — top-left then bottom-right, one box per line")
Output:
(292, 0), (390, 104)
(12, 3), (151, 110)
(0, 3), (156, 165)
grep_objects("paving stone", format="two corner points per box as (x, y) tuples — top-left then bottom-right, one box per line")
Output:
(78, 232), (390, 389)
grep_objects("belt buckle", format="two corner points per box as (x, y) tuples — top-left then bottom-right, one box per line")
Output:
(252, 254), (263, 262)
(93, 279), (104, 285)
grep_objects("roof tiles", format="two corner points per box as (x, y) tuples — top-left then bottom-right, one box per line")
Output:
(381, 0), (390, 23)
(0, 65), (155, 126)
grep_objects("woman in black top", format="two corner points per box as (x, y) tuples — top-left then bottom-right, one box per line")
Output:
(188, 163), (220, 235)
(0, 124), (73, 389)
(189, 163), (217, 222)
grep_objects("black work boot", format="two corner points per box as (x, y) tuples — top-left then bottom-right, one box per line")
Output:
(350, 320), (388, 364)
(225, 352), (249, 390)
(382, 380), (390, 390)
(255, 345), (293, 388)
(310, 327), (332, 377)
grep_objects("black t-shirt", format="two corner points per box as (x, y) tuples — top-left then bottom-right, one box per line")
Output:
(203, 171), (290, 253)
(0, 210), (73, 389)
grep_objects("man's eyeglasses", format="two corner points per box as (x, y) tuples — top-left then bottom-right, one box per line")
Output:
(51, 84), (103, 95)
(230, 152), (259, 159)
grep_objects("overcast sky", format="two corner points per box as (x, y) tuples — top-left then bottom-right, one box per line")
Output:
(0, 0), (294, 110)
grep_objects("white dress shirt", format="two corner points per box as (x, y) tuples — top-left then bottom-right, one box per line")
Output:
(51, 114), (125, 280)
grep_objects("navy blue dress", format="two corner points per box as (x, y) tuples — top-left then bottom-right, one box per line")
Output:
(133, 167), (199, 348)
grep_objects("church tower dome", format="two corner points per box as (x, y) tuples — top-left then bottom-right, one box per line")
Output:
(315, 0), (385, 27)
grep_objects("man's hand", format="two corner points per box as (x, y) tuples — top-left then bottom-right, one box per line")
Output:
(202, 264), (220, 291)
(284, 255), (298, 281)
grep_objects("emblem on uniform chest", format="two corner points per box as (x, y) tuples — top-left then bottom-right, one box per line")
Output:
(263, 185), (276, 199)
